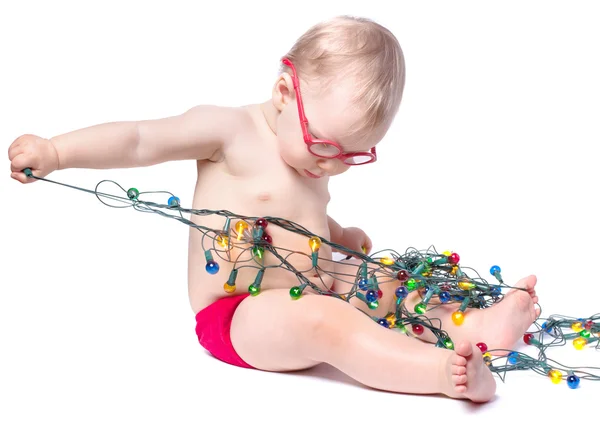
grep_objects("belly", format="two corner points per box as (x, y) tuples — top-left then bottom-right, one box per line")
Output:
(187, 167), (334, 313)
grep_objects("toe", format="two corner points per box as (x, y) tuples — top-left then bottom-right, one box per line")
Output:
(516, 275), (537, 290)
(452, 374), (468, 385)
(455, 341), (473, 358)
(453, 354), (467, 366)
(454, 385), (467, 393)
(453, 365), (467, 375)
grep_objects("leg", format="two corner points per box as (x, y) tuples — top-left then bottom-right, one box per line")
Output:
(230, 289), (496, 402)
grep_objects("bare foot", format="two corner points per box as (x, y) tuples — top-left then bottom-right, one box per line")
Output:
(444, 341), (496, 402)
(420, 275), (540, 355)
(475, 275), (540, 355)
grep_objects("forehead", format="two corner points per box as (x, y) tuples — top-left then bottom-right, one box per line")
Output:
(300, 79), (374, 150)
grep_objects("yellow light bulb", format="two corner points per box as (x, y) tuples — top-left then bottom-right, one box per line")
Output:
(309, 236), (321, 252)
(571, 322), (583, 332)
(380, 256), (394, 265)
(573, 337), (588, 350)
(482, 352), (492, 360)
(458, 280), (474, 290)
(223, 282), (236, 294)
(443, 251), (451, 256)
(452, 311), (465, 326)
(386, 314), (397, 327)
(451, 266), (458, 275)
(548, 369), (562, 384)
(235, 221), (248, 240)
(216, 234), (229, 248)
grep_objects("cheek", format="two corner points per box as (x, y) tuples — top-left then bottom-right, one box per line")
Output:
(276, 110), (311, 166)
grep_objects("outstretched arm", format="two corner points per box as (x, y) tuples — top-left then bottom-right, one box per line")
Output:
(50, 105), (235, 170)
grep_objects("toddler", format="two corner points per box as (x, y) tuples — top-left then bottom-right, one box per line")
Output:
(9, 16), (539, 403)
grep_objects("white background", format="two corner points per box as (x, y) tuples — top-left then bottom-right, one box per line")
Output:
(1, 0), (599, 421)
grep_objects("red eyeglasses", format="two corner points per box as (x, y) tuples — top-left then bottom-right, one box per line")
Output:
(282, 58), (377, 165)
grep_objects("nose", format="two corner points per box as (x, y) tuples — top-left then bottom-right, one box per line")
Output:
(316, 158), (342, 175)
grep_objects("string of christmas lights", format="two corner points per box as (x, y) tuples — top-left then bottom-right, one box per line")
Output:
(19, 168), (600, 388)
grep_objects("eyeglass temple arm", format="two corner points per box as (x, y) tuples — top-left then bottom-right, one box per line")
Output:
(282, 58), (309, 124)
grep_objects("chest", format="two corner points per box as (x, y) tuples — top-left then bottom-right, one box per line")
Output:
(196, 151), (329, 221)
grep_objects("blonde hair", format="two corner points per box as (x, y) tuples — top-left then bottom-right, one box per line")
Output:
(281, 15), (406, 145)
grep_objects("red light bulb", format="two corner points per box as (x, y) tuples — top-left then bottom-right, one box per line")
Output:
(449, 252), (460, 264)
(255, 218), (268, 228)
(412, 324), (424, 335)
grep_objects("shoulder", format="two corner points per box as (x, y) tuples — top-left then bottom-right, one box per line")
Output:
(184, 104), (244, 126)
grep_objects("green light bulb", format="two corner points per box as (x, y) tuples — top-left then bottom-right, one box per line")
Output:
(290, 286), (302, 299)
(414, 302), (427, 314)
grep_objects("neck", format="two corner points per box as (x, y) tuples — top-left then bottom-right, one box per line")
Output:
(259, 100), (278, 136)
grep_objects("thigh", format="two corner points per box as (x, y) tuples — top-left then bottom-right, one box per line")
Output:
(229, 288), (373, 372)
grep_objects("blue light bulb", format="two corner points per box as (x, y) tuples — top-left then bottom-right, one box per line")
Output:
(366, 290), (378, 302)
(567, 374), (580, 389)
(358, 278), (369, 291)
(377, 318), (389, 328)
(490, 265), (501, 275)
(395, 286), (408, 300)
(168, 196), (180, 207)
(439, 292), (451, 303)
(205, 260), (219, 274)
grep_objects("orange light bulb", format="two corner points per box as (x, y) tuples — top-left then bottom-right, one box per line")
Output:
(452, 311), (465, 326)
(309, 236), (322, 252)
(235, 221), (249, 240)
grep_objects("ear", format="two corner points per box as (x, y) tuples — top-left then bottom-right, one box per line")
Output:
(272, 72), (295, 112)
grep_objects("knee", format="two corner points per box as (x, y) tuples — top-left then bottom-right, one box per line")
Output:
(297, 295), (360, 358)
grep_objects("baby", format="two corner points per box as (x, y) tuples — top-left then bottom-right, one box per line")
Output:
(9, 16), (539, 403)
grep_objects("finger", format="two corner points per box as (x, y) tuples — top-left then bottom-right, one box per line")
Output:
(11, 171), (30, 184)
(11, 153), (37, 174)
(8, 142), (24, 161)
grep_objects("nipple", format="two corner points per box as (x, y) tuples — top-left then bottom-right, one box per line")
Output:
(257, 192), (271, 201)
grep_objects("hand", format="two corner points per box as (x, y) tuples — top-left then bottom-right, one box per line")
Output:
(8, 134), (59, 184)
(340, 226), (373, 258)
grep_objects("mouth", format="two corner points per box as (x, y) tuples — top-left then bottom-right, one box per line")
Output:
(304, 170), (322, 179)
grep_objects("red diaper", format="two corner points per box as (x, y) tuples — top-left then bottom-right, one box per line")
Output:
(195, 293), (255, 369)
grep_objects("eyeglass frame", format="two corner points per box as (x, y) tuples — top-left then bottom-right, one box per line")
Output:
(281, 58), (377, 165)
